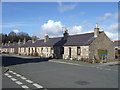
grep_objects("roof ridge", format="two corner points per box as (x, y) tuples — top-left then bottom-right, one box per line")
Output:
(68, 32), (94, 37)
(83, 37), (95, 45)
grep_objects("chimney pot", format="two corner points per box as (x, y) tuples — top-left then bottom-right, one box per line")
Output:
(44, 34), (49, 42)
(63, 28), (69, 40)
(94, 23), (99, 37)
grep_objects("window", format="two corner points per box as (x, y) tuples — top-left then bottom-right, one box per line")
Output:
(61, 47), (64, 54)
(28, 48), (30, 52)
(46, 48), (48, 52)
(77, 47), (81, 55)
(24, 48), (26, 52)
(41, 48), (43, 54)
(35, 48), (37, 52)
(32, 48), (34, 52)
(51, 48), (53, 54)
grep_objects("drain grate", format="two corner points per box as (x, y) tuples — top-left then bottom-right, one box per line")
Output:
(75, 80), (90, 85)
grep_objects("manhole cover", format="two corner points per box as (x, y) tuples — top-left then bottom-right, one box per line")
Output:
(75, 80), (90, 85)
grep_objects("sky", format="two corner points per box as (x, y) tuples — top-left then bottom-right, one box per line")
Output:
(2, 2), (119, 40)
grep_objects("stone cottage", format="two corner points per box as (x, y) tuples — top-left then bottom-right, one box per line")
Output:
(113, 40), (120, 58)
(63, 23), (115, 61)
(2, 23), (115, 62)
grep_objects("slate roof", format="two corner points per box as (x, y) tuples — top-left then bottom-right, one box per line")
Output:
(2, 43), (21, 48)
(2, 45), (10, 48)
(3, 32), (103, 48)
(20, 40), (34, 47)
(114, 41), (120, 46)
(38, 37), (66, 47)
(63, 32), (95, 46)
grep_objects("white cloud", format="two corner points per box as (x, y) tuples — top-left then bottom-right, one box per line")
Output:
(2, 22), (30, 28)
(41, 19), (118, 40)
(104, 13), (112, 17)
(57, 2), (77, 13)
(97, 12), (112, 22)
(105, 31), (119, 40)
(69, 25), (82, 35)
(13, 29), (20, 34)
(101, 23), (118, 32)
(41, 20), (83, 37)
(41, 20), (63, 35)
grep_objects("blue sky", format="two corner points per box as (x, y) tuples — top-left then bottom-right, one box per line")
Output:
(2, 2), (118, 40)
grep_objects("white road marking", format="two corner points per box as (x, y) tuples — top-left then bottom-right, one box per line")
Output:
(33, 83), (43, 88)
(16, 74), (22, 77)
(15, 81), (23, 85)
(9, 70), (13, 73)
(49, 60), (118, 72)
(72, 63), (80, 65)
(49, 60), (93, 67)
(96, 67), (100, 69)
(7, 75), (12, 78)
(20, 77), (27, 80)
(4, 73), (9, 76)
(26, 80), (33, 83)
(21, 85), (29, 88)
(4, 70), (43, 89)
(105, 68), (111, 71)
(99, 68), (103, 70)
(11, 78), (17, 81)
(12, 72), (17, 75)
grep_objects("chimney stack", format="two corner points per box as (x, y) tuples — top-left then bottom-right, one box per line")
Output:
(63, 28), (69, 40)
(94, 23), (99, 37)
(18, 39), (21, 45)
(8, 41), (10, 46)
(44, 34), (49, 42)
(5, 43), (7, 46)
(23, 38), (26, 44)
(32, 36), (37, 43)
(2, 43), (4, 46)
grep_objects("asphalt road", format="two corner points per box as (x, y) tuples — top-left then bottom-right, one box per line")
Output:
(1, 54), (119, 89)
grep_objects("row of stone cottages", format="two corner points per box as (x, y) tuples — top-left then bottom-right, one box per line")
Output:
(1, 24), (115, 62)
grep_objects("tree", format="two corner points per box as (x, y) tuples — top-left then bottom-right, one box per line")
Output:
(8, 31), (16, 36)
(2, 31), (32, 44)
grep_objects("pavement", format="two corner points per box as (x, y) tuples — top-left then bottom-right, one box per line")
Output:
(1, 54), (119, 89)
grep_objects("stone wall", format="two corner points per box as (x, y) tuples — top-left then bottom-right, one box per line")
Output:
(81, 46), (89, 59)
(36, 47), (53, 58)
(89, 32), (115, 60)
(63, 46), (89, 60)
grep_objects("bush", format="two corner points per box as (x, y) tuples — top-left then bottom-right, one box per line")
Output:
(95, 59), (101, 63)
(33, 52), (39, 56)
(81, 58), (84, 61)
(30, 52), (34, 56)
(89, 59), (93, 63)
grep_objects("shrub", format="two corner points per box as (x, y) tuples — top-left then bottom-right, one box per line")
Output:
(81, 58), (84, 61)
(33, 52), (39, 56)
(88, 59), (93, 63)
(30, 52), (34, 56)
(95, 59), (101, 63)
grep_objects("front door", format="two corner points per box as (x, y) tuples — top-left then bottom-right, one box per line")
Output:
(69, 47), (71, 58)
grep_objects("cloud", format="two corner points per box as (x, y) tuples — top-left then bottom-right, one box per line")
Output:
(97, 13), (112, 22)
(41, 20), (63, 36)
(13, 29), (20, 34)
(2, 22), (30, 28)
(105, 31), (119, 40)
(69, 25), (82, 35)
(41, 20), (83, 37)
(79, 12), (86, 16)
(41, 19), (118, 40)
(57, 2), (77, 13)
(100, 23), (118, 32)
